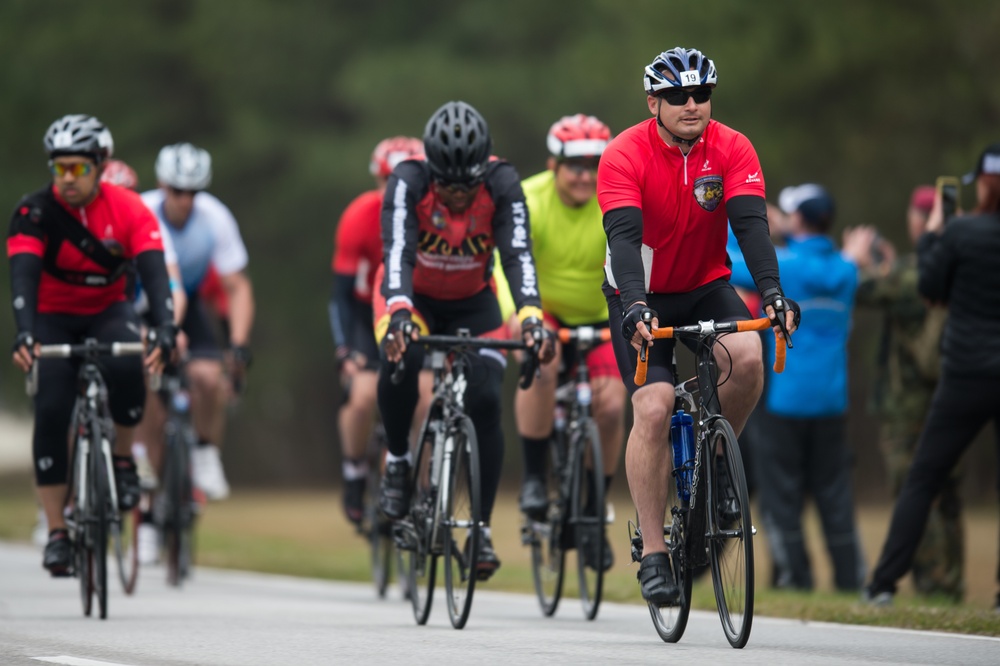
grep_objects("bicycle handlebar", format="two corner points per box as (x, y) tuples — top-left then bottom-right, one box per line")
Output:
(634, 317), (786, 386)
(36, 341), (146, 359)
(556, 326), (612, 346)
(388, 331), (539, 389)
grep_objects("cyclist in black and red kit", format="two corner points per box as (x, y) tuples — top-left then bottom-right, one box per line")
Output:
(598, 48), (800, 604)
(374, 100), (554, 579)
(7, 114), (177, 576)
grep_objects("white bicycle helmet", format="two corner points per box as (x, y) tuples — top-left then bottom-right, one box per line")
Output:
(43, 114), (114, 162)
(643, 47), (718, 96)
(155, 143), (213, 190)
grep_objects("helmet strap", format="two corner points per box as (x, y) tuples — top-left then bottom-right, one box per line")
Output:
(655, 98), (700, 148)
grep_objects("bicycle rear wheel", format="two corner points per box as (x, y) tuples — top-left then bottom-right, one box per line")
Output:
(648, 462), (693, 643)
(443, 415), (481, 629)
(571, 420), (605, 620)
(365, 437), (394, 599)
(529, 434), (566, 617)
(112, 504), (140, 595)
(406, 422), (437, 625)
(163, 423), (195, 587)
(707, 419), (754, 648)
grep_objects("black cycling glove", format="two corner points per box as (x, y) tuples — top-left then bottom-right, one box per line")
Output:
(621, 303), (657, 341)
(146, 323), (178, 358)
(761, 287), (801, 344)
(11, 331), (34, 356)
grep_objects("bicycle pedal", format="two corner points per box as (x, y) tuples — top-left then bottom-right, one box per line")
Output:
(392, 521), (418, 552)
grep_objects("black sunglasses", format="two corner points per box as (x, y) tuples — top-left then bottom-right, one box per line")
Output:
(433, 178), (482, 193)
(659, 86), (713, 106)
(168, 186), (201, 197)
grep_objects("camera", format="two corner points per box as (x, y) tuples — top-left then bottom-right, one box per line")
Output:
(936, 176), (961, 222)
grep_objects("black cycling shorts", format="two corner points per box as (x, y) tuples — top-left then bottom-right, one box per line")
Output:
(605, 278), (751, 394)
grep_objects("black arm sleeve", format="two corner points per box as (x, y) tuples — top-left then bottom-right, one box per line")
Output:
(9, 253), (42, 335)
(727, 195), (780, 294)
(329, 272), (356, 349)
(916, 229), (953, 303)
(380, 162), (426, 309)
(135, 250), (175, 328)
(603, 206), (646, 310)
(489, 162), (542, 312)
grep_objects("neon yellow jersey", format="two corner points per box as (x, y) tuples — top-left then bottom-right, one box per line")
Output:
(520, 170), (609, 325)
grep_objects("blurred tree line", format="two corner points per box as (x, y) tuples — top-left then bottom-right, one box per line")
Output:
(1, 0), (997, 494)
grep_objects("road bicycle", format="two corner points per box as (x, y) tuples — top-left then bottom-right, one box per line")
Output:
(393, 329), (536, 629)
(33, 338), (146, 619)
(522, 325), (612, 621)
(152, 363), (199, 587)
(629, 317), (786, 648)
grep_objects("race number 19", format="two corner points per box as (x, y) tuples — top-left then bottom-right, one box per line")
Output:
(680, 70), (700, 86)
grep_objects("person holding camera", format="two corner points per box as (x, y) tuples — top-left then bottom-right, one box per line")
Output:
(865, 143), (1000, 609)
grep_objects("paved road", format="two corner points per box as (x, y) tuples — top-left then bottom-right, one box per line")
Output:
(1, 543), (997, 665)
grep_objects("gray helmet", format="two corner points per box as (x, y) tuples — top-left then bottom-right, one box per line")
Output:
(643, 47), (718, 96)
(155, 143), (213, 190)
(422, 101), (492, 185)
(43, 114), (114, 162)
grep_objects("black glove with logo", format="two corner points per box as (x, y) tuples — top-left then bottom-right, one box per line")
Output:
(146, 323), (178, 359)
(11, 331), (35, 356)
(621, 302), (657, 341)
(761, 287), (801, 346)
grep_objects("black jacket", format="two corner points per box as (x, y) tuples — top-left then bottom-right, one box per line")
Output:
(918, 212), (1000, 377)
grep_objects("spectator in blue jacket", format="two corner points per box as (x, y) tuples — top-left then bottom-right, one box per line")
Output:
(730, 183), (866, 591)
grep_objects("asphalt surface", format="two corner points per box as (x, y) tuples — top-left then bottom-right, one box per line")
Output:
(1, 542), (998, 666)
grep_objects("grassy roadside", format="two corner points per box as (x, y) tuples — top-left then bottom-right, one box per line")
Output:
(2, 474), (998, 636)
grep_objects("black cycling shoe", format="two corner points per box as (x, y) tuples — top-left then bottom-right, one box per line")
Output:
(580, 529), (614, 572)
(475, 534), (501, 581)
(43, 529), (72, 577)
(378, 460), (411, 520)
(113, 455), (141, 512)
(342, 477), (366, 526)
(637, 552), (680, 605)
(518, 476), (548, 519)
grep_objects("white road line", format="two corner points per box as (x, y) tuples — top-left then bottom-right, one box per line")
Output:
(33, 657), (139, 666)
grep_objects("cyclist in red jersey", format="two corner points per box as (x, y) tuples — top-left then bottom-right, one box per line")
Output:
(329, 135), (422, 525)
(598, 49), (800, 604)
(375, 101), (554, 579)
(7, 115), (177, 576)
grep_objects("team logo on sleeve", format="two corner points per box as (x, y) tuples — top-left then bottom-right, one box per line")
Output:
(693, 175), (724, 212)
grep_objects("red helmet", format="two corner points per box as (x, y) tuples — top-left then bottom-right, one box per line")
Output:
(100, 159), (139, 190)
(369, 136), (424, 178)
(546, 114), (612, 159)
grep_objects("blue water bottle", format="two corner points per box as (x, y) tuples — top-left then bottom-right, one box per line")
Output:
(670, 410), (695, 501)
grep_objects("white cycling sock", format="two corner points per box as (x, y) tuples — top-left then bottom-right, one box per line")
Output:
(385, 451), (412, 465)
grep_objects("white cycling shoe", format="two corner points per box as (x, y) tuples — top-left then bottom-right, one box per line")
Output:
(192, 444), (231, 501)
(137, 522), (160, 565)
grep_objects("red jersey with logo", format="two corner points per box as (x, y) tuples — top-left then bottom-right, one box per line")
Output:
(597, 118), (765, 294)
(381, 159), (541, 313)
(7, 183), (165, 315)
(331, 189), (383, 304)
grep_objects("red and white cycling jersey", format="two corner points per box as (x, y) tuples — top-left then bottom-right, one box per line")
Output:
(331, 189), (382, 304)
(381, 159), (540, 314)
(597, 118), (765, 294)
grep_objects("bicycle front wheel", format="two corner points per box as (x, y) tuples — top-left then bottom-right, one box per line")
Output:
(571, 420), (605, 620)
(112, 504), (140, 595)
(365, 457), (392, 599)
(707, 418), (754, 648)
(529, 433), (566, 617)
(91, 424), (111, 620)
(443, 415), (481, 629)
(163, 423), (195, 587)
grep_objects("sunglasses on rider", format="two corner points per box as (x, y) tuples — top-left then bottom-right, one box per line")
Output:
(49, 162), (94, 178)
(434, 178), (482, 194)
(559, 159), (600, 176)
(659, 86), (713, 106)
(167, 186), (201, 197)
